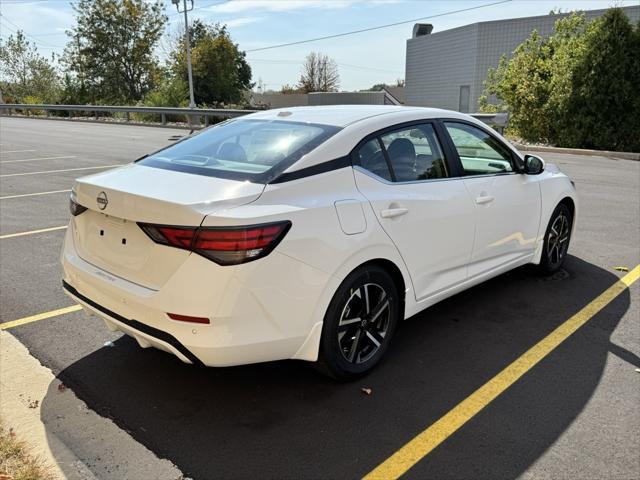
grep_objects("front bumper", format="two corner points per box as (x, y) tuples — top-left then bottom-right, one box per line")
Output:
(61, 225), (333, 367)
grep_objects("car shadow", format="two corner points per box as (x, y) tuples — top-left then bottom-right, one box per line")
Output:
(41, 255), (631, 479)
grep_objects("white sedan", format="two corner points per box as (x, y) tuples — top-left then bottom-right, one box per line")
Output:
(62, 106), (577, 380)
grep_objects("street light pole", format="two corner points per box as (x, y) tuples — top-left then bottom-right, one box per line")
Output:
(172, 0), (196, 108)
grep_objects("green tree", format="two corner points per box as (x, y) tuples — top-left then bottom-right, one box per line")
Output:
(63, 0), (167, 104)
(171, 20), (252, 105)
(0, 31), (60, 103)
(479, 8), (639, 151)
(561, 9), (640, 151)
(362, 79), (405, 92)
(143, 75), (189, 108)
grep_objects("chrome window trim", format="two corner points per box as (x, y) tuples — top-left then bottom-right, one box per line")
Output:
(353, 165), (518, 185)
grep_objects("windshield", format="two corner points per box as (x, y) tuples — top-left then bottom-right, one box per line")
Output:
(137, 119), (341, 183)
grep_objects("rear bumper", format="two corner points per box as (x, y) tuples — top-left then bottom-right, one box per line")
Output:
(61, 225), (334, 367)
(63, 280), (204, 366)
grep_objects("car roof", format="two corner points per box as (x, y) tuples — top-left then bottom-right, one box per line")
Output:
(244, 105), (452, 128)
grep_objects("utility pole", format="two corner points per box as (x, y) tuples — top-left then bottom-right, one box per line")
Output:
(172, 0), (196, 108)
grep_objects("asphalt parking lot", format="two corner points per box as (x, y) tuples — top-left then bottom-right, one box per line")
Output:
(1, 116), (639, 480)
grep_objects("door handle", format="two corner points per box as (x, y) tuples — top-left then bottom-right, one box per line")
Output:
(380, 207), (409, 218)
(475, 194), (495, 205)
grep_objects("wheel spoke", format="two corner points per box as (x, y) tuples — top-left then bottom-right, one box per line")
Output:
(370, 296), (389, 323)
(365, 331), (381, 348)
(339, 317), (361, 328)
(347, 329), (362, 362)
(361, 285), (371, 315)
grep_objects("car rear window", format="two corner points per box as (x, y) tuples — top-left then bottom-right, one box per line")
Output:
(137, 119), (341, 183)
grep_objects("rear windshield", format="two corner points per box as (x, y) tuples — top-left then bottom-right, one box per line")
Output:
(137, 119), (341, 183)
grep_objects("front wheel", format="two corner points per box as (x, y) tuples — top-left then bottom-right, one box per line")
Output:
(538, 203), (573, 275)
(315, 265), (400, 381)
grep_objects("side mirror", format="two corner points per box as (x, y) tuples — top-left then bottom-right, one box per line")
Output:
(524, 154), (545, 175)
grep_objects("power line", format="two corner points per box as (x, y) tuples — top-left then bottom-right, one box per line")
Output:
(0, 13), (65, 48)
(245, 0), (512, 52)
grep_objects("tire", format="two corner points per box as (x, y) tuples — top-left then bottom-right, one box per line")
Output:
(537, 202), (573, 275)
(315, 265), (400, 381)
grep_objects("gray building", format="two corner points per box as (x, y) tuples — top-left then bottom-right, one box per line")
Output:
(250, 88), (403, 109)
(405, 6), (640, 112)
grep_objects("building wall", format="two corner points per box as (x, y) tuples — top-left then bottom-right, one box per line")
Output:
(406, 6), (640, 112)
(308, 91), (388, 105)
(405, 23), (479, 112)
(251, 93), (309, 109)
(249, 89), (404, 108)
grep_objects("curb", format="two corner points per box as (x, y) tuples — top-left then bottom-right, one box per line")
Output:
(0, 330), (184, 480)
(514, 143), (640, 161)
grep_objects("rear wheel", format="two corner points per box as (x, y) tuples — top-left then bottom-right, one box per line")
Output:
(315, 265), (400, 381)
(538, 203), (573, 275)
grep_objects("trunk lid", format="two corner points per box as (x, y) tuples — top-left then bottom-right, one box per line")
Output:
(72, 164), (264, 289)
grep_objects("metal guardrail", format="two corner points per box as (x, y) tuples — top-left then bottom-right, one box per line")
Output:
(470, 112), (509, 134)
(0, 103), (509, 132)
(0, 103), (257, 128)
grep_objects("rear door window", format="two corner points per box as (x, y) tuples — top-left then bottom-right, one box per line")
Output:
(380, 124), (448, 181)
(357, 139), (393, 181)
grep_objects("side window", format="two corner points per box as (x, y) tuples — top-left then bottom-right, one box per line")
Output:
(380, 123), (448, 182)
(444, 122), (514, 175)
(357, 139), (392, 181)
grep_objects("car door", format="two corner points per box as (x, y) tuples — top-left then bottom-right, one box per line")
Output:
(443, 121), (542, 278)
(353, 122), (476, 301)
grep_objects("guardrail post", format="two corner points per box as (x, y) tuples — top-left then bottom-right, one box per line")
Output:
(125, 111), (130, 122)
(161, 113), (167, 125)
(204, 115), (209, 128)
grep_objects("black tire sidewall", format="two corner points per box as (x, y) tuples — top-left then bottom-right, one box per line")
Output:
(318, 265), (400, 380)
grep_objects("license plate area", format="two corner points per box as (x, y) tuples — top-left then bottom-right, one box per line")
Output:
(75, 211), (154, 273)
(73, 211), (192, 290)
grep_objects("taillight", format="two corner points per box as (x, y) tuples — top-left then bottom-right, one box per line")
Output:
(138, 225), (195, 249)
(69, 193), (88, 216)
(138, 221), (291, 266)
(167, 313), (210, 324)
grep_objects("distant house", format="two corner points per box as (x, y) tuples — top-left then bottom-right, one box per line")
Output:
(250, 88), (404, 109)
(405, 5), (640, 112)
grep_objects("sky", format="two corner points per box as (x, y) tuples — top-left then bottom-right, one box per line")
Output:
(0, 0), (637, 91)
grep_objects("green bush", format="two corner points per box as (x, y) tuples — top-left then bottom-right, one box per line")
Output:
(137, 76), (189, 123)
(480, 8), (640, 152)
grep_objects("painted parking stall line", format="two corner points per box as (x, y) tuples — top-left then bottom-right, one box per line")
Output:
(0, 189), (71, 200)
(363, 265), (640, 480)
(0, 225), (68, 240)
(0, 164), (123, 178)
(0, 155), (76, 164)
(1, 305), (82, 330)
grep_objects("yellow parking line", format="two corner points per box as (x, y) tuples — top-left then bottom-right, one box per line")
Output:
(0, 225), (67, 239)
(0, 164), (122, 178)
(0, 305), (82, 330)
(0, 155), (76, 164)
(0, 189), (71, 200)
(363, 265), (640, 480)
